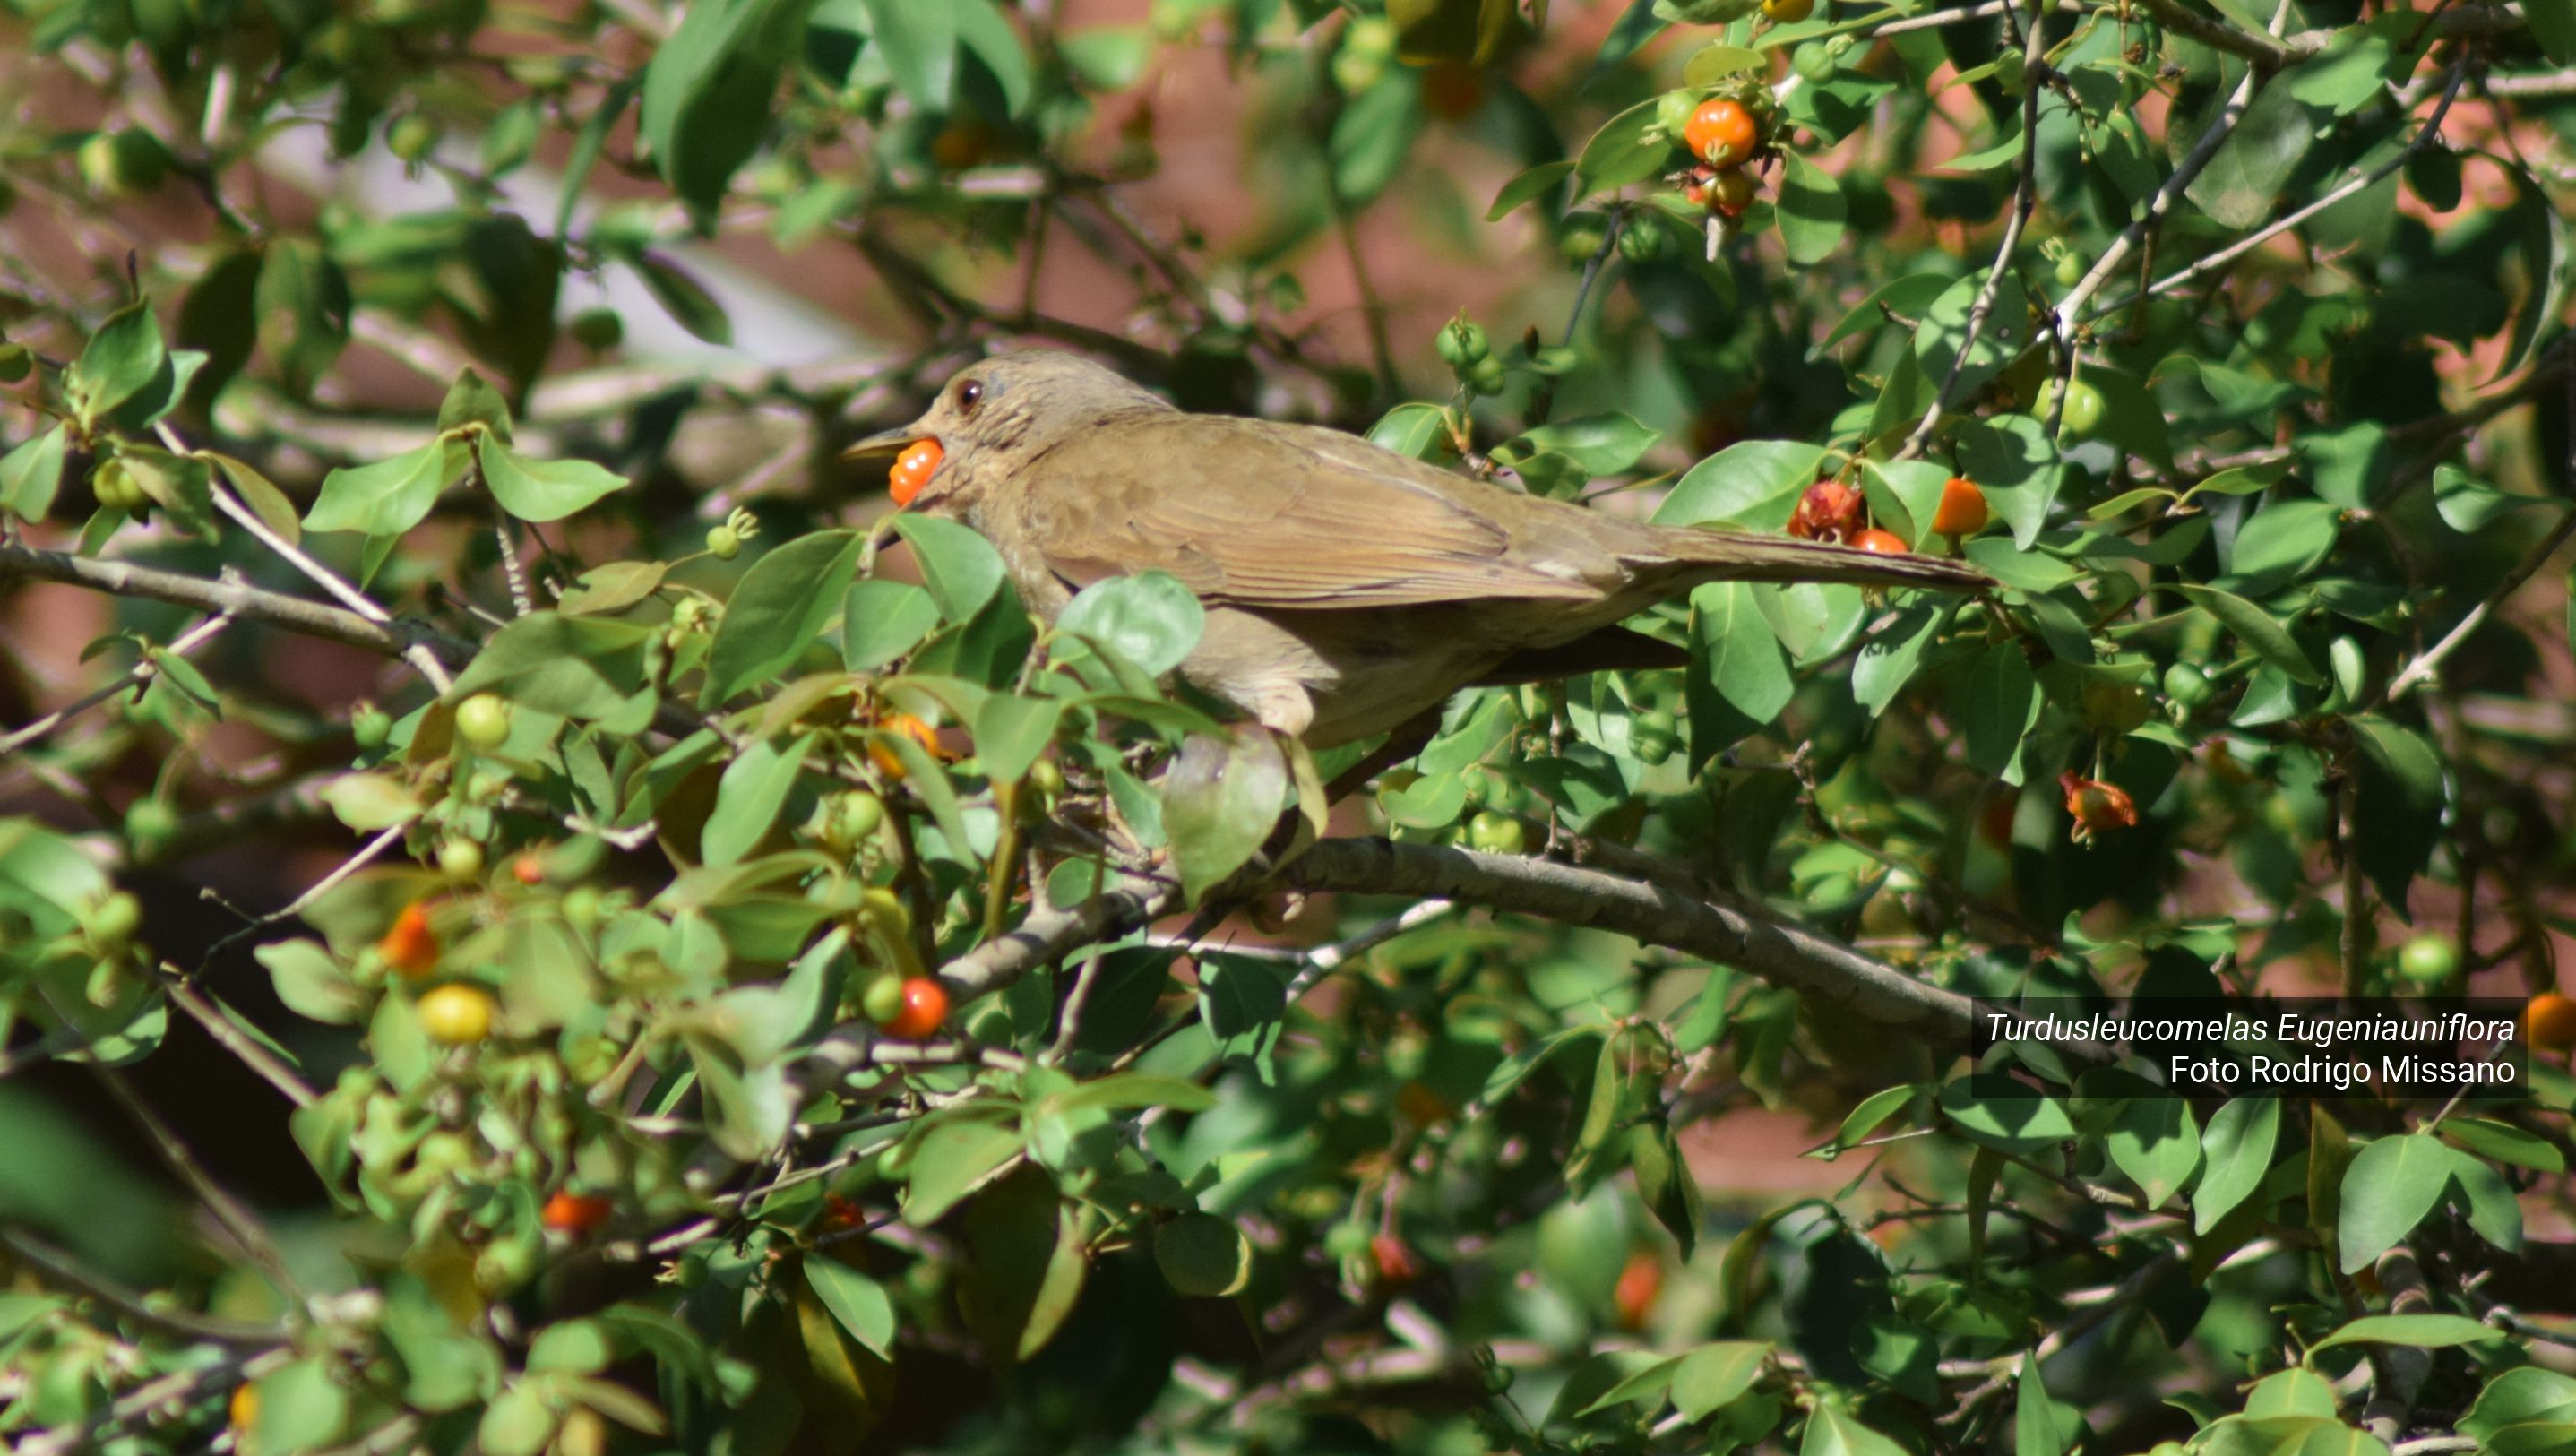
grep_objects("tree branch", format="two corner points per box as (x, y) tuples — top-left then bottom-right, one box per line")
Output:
(0, 544), (468, 667)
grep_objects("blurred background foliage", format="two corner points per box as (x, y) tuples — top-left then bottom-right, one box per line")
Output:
(3, 0), (2576, 1452)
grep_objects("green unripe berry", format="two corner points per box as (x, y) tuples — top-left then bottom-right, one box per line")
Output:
(704, 524), (742, 560)
(387, 114), (441, 162)
(437, 838), (485, 880)
(835, 791), (886, 843)
(125, 798), (178, 856)
(569, 307), (622, 352)
(1617, 220), (1667, 263)
(1435, 319), (1490, 369)
(2055, 250), (2085, 288)
(351, 702), (392, 750)
(2163, 661), (2212, 710)
(92, 460), (144, 513)
(85, 891), (142, 949)
(1654, 90), (1699, 139)
(2396, 935), (2460, 986)
(1992, 47), (2025, 92)
(1558, 224), (1607, 263)
(78, 131), (168, 197)
(1793, 43), (1836, 81)
(860, 969), (906, 1025)
(453, 693), (512, 749)
(1468, 356), (1507, 397)
(1467, 810), (1526, 855)
(1025, 758), (1066, 799)
(1631, 711), (1681, 766)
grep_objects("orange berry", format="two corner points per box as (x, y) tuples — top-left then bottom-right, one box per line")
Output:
(510, 854), (546, 886)
(378, 900), (440, 978)
(1933, 476), (1990, 536)
(541, 1191), (614, 1233)
(1683, 98), (1759, 168)
(1370, 1233), (1422, 1285)
(1851, 528), (1909, 555)
(1613, 1248), (1663, 1331)
(888, 438), (943, 507)
(881, 977), (949, 1040)
(2058, 771), (2139, 841)
(229, 1383), (258, 1431)
(866, 711), (943, 780)
(2529, 993), (2576, 1051)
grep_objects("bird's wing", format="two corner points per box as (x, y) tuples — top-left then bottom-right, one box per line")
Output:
(1020, 418), (1607, 609)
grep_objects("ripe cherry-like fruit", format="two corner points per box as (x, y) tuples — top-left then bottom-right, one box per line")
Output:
(1932, 476), (1989, 536)
(418, 982), (495, 1044)
(867, 713), (943, 780)
(542, 1191), (614, 1233)
(454, 693), (512, 749)
(1762, 0), (1815, 21)
(1788, 479), (1863, 541)
(379, 901), (440, 978)
(1614, 1248), (1664, 1330)
(1371, 1233), (1423, 1285)
(889, 438), (943, 507)
(1851, 528), (1909, 555)
(2528, 992), (2576, 1050)
(1683, 99), (1759, 169)
(881, 977), (949, 1040)
(2058, 771), (2139, 841)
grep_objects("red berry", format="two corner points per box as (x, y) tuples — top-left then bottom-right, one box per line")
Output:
(541, 1192), (613, 1233)
(1787, 480), (1864, 542)
(1932, 476), (1990, 536)
(882, 977), (949, 1040)
(1613, 1248), (1663, 1330)
(1683, 99), (1759, 168)
(1851, 528), (1909, 555)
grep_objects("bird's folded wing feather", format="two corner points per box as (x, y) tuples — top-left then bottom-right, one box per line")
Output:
(1023, 418), (1607, 608)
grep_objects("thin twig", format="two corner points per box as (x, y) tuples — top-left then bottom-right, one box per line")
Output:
(1897, 0), (2048, 461)
(202, 821), (416, 962)
(0, 545), (463, 666)
(0, 1226), (287, 1345)
(90, 1063), (307, 1307)
(0, 609), (235, 756)
(2382, 507), (2576, 702)
(160, 976), (320, 1107)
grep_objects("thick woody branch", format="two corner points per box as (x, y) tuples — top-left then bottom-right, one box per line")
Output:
(0, 544), (469, 667)
(1282, 839), (1984, 1047)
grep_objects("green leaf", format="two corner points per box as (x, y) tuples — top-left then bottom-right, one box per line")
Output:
(1656, 440), (1827, 530)
(1575, 98), (1670, 191)
(2016, 1354), (2068, 1456)
(210, 452), (302, 546)
(2307, 1313), (2506, 1356)
(2172, 583), (2323, 685)
(2443, 1142), (2523, 1254)
(1952, 414), (2059, 549)
(306, 439), (458, 537)
(1671, 1340), (1769, 1419)
(1330, 69), (1424, 207)
(963, 1166), (1087, 1360)
(320, 772), (422, 831)
(2226, 499), (2341, 587)
(65, 297), (168, 428)
(1775, 151), (1847, 267)
(1686, 582), (1792, 768)
(954, 0), (1031, 115)
(2433, 464), (2552, 535)
(903, 1118), (1022, 1225)
(0, 426), (67, 521)
(892, 514), (1008, 623)
(1960, 643), (2039, 783)
(1799, 1398), (1912, 1456)
(2185, 76), (2315, 229)
(451, 614), (658, 724)
(974, 694), (1061, 785)
(805, 1258), (897, 1359)
(556, 79), (639, 237)
(701, 733), (815, 867)
(253, 237), (351, 397)
(1852, 600), (1948, 716)
(638, 0), (806, 217)
(257, 939), (366, 1025)
(1054, 571), (1205, 678)
(705, 530), (867, 703)
(1162, 730), (1288, 901)
(2461, 1368), (2576, 1444)
(1367, 402), (1450, 460)
(1916, 270), (2029, 404)
(1815, 272), (1955, 356)
(1488, 159), (1576, 220)
(2438, 1116), (2565, 1173)
(2348, 714), (2446, 911)
(2531, 0), (2576, 60)
(2334, 1133), (2452, 1273)
(1862, 460), (1951, 549)
(1510, 413), (1660, 475)
(2193, 1097), (2279, 1234)
(861, 0), (959, 108)
(842, 578), (943, 670)
(633, 251), (734, 345)
(2106, 1095), (2201, 1210)
(478, 435), (628, 523)
(253, 1357), (352, 1454)
(1576, 1353), (1684, 1416)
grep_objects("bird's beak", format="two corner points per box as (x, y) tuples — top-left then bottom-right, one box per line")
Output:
(840, 421), (930, 461)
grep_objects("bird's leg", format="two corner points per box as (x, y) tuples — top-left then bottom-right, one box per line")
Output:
(1322, 707), (1444, 805)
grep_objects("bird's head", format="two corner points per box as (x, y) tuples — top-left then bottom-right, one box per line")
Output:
(842, 349), (1172, 514)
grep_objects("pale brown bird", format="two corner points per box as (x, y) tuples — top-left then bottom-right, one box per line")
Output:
(848, 350), (1988, 748)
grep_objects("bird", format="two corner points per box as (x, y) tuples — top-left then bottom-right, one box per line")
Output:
(845, 349), (1989, 749)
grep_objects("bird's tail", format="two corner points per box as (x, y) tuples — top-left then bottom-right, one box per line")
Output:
(1643, 524), (1994, 594)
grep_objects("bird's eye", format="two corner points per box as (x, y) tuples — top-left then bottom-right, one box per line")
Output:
(955, 379), (985, 414)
